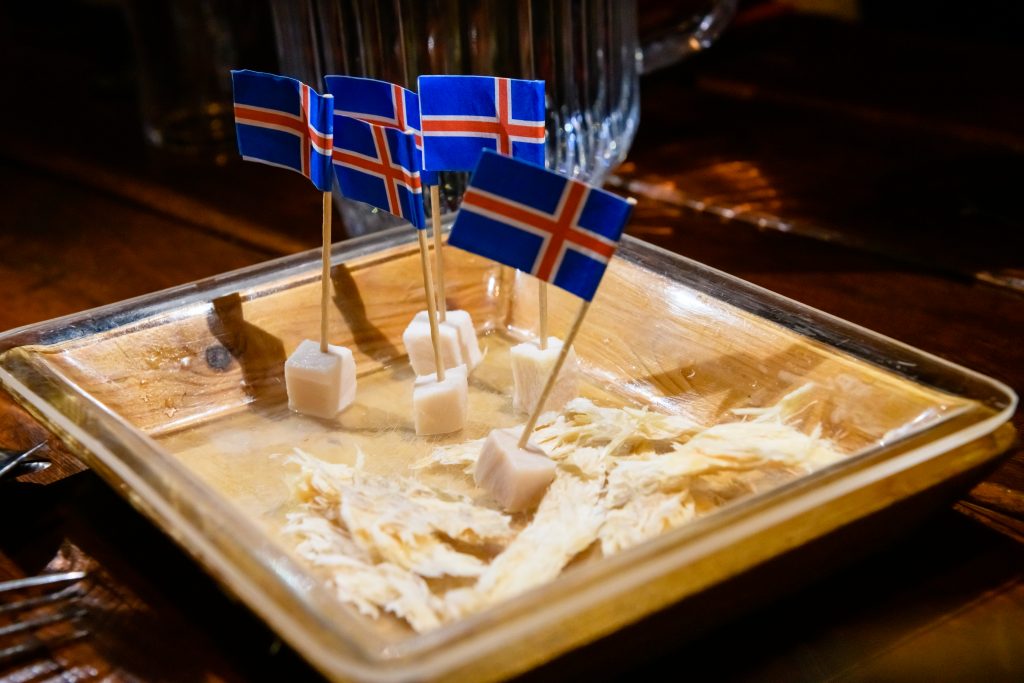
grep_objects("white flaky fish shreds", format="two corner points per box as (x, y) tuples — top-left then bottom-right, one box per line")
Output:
(605, 420), (844, 507)
(289, 449), (513, 550)
(596, 420), (840, 553)
(533, 398), (701, 459)
(413, 436), (484, 474)
(284, 511), (445, 631)
(283, 385), (846, 633)
(443, 470), (606, 620)
(412, 398), (699, 474)
(599, 489), (697, 555)
(283, 449), (515, 629)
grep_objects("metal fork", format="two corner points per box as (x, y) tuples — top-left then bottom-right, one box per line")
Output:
(0, 571), (90, 667)
(0, 443), (50, 482)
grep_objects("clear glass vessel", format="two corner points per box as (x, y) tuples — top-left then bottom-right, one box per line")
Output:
(270, 0), (643, 233)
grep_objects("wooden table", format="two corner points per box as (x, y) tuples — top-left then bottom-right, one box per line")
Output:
(1, 7), (1022, 682)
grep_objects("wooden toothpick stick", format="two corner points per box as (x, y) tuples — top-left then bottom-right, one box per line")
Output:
(431, 185), (447, 323)
(320, 191), (332, 353)
(518, 300), (591, 449)
(417, 228), (445, 381)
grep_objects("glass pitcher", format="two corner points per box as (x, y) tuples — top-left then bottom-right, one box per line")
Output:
(269, 0), (735, 234)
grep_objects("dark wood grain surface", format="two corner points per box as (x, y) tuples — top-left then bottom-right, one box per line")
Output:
(1, 5), (1022, 682)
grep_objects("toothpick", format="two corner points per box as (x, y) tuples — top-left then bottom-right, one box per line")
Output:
(431, 185), (447, 322)
(518, 300), (590, 449)
(417, 228), (445, 381)
(320, 191), (332, 353)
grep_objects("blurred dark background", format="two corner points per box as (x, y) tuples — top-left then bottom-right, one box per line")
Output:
(2, 2), (1024, 681)
(1, 0), (1022, 291)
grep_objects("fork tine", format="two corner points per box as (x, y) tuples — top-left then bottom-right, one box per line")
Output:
(0, 628), (90, 669)
(0, 571), (86, 595)
(0, 608), (88, 639)
(0, 568), (93, 672)
(0, 443), (46, 480)
(0, 583), (86, 616)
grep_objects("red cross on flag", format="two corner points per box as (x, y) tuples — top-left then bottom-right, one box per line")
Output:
(449, 151), (632, 301)
(331, 115), (426, 229)
(418, 75), (546, 172)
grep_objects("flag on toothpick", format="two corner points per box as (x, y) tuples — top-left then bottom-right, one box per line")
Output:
(231, 70), (334, 191)
(418, 75), (546, 171)
(324, 75), (437, 186)
(449, 150), (632, 301)
(326, 75), (421, 136)
(332, 115), (427, 229)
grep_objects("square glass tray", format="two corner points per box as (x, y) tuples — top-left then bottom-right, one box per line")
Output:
(0, 227), (1016, 682)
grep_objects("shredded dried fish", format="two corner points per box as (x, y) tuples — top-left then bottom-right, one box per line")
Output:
(599, 490), (697, 555)
(283, 449), (515, 629)
(285, 511), (445, 631)
(283, 384), (846, 633)
(534, 398), (701, 459)
(412, 398), (698, 473)
(605, 420), (843, 507)
(443, 470), (606, 619)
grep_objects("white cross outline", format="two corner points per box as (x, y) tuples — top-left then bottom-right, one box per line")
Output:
(460, 177), (616, 282)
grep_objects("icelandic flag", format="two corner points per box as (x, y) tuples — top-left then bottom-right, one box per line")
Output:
(332, 115), (426, 229)
(324, 75), (437, 186)
(231, 70), (334, 192)
(418, 75), (546, 172)
(449, 150), (632, 301)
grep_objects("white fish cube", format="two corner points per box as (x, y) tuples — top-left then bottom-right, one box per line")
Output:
(285, 339), (356, 419)
(511, 337), (580, 415)
(413, 364), (468, 436)
(411, 309), (482, 372)
(403, 314), (463, 376)
(442, 309), (483, 371)
(474, 428), (556, 512)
